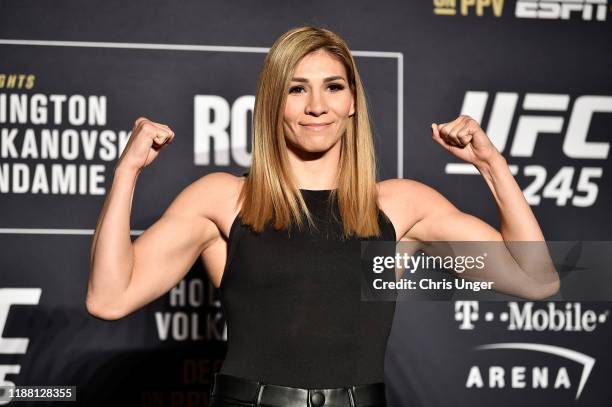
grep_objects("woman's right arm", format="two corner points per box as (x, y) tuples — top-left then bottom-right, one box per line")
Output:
(86, 117), (223, 320)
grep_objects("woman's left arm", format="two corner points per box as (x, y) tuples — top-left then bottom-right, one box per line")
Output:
(432, 115), (544, 242)
(401, 115), (560, 300)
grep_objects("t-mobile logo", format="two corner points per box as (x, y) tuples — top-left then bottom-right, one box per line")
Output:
(455, 301), (479, 330)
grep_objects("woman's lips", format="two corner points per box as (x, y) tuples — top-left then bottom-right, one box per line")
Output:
(300, 122), (333, 131)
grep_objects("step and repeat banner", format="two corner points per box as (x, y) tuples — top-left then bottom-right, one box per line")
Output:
(1, 1), (611, 406)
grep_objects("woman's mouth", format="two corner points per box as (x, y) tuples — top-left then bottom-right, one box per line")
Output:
(300, 122), (333, 131)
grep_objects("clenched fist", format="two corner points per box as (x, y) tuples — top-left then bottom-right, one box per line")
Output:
(116, 117), (175, 173)
(431, 115), (502, 167)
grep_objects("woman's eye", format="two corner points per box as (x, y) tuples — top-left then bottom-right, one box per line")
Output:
(289, 86), (304, 94)
(328, 83), (345, 91)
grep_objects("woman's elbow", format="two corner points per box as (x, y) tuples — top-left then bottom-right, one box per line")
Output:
(85, 297), (127, 321)
(523, 277), (561, 301)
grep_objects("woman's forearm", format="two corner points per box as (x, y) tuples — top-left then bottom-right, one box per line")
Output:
(87, 165), (140, 312)
(475, 153), (559, 295)
(475, 153), (545, 242)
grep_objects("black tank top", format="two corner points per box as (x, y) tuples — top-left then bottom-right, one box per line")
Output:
(217, 188), (397, 388)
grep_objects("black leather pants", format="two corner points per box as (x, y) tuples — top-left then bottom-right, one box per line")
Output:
(209, 373), (387, 407)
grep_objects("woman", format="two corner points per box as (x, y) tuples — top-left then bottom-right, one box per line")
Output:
(87, 26), (559, 406)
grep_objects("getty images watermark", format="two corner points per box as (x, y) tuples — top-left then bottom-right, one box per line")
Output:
(360, 241), (612, 301)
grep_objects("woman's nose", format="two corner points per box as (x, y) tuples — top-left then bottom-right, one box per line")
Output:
(305, 90), (328, 116)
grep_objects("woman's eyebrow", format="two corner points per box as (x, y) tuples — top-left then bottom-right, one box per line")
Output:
(291, 76), (346, 83)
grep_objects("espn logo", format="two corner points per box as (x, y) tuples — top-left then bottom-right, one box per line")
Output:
(516, 0), (609, 21)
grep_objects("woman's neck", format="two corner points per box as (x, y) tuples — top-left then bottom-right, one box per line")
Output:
(286, 139), (341, 190)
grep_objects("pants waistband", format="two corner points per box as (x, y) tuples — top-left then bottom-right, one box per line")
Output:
(210, 372), (387, 407)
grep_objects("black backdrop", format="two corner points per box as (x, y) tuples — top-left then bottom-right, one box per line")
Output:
(1, 1), (611, 406)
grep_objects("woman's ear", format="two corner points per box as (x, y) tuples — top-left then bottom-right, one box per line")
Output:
(349, 95), (355, 117)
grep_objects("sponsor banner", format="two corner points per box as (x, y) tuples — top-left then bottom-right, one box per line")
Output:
(433, 0), (611, 21)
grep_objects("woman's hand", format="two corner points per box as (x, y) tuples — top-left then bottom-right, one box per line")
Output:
(431, 115), (502, 167)
(115, 117), (176, 173)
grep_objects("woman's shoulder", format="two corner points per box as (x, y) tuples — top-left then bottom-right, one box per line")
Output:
(187, 171), (245, 199)
(182, 171), (245, 230)
(377, 177), (432, 200)
(192, 171), (245, 189)
(376, 178), (447, 240)
(377, 177), (452, 213)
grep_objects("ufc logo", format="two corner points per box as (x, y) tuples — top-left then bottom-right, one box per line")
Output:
(460, 92), (611, 159)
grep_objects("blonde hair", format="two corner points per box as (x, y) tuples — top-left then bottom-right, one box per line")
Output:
(238, 25), (381, 239)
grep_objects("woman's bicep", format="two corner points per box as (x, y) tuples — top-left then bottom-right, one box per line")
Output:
(404, 181), (501, 242)
(113, 179), (222, 318)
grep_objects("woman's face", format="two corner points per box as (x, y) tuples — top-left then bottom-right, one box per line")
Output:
(283, 49), (355, 155)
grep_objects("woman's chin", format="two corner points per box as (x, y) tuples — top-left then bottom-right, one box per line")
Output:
(285, 134), (342, 157)
(290, 143), (335, 158)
